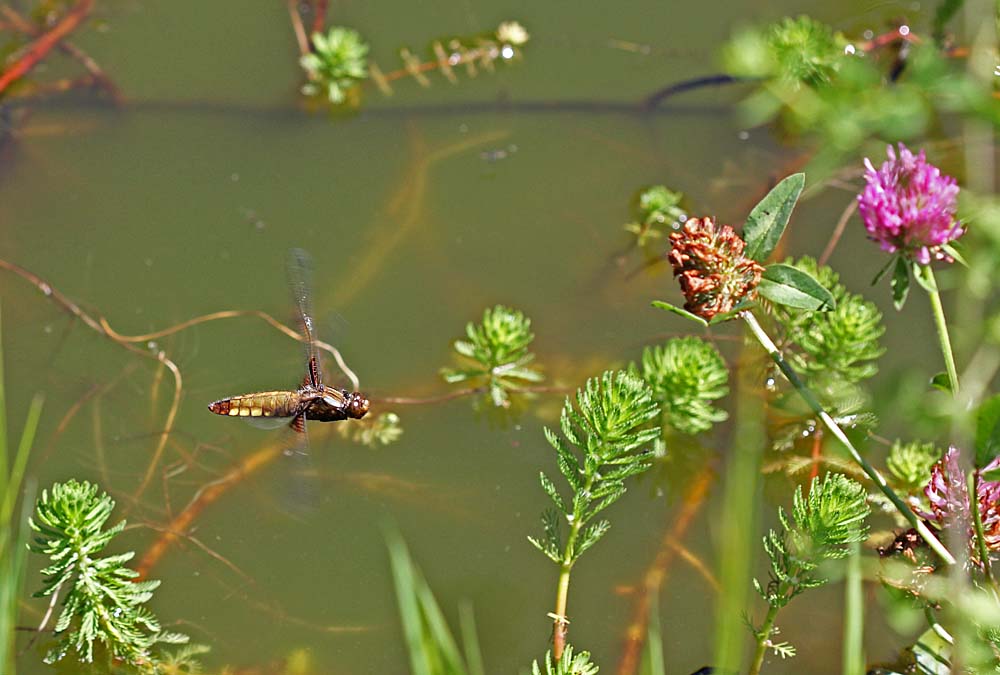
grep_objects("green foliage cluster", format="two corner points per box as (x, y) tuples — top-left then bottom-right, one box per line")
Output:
(29, 480), (187, 666)
(635, 336), (729, 435)
(886, 440), (943, 492)
(529, 371), (659, 565)
(623, 185), (685, 246)
(724, 15), (847, 88)
(300, 27), (370, 103)
(531, 646), (599, 675)
(441, 304), (543, 407)
(755, 473), (870, 610)
(771, 256), (886, 385)
(722, 15), (999, 166)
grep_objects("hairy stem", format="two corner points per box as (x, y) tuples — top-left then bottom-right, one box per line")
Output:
(741, 311), (956, 566)
(749, 604), (780, 675)
(921, 266), (960, 395)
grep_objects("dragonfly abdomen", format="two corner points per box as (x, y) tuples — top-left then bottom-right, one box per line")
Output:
(207, 390), (301, 419)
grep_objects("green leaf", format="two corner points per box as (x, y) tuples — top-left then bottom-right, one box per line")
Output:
(539, 472), (566, 513)
(891, 257), (910, 310)
(929, 372), (952, 393)
(983, 467), (1000, 482)
(912, 261), (938, 293)
(758, 263), (836, 310)
(975, 394), (1000, 468)
(651, 300), (708, 326)
(743, 173), (805, 262)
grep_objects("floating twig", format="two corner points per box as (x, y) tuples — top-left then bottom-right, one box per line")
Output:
(0, 0), (94, 96)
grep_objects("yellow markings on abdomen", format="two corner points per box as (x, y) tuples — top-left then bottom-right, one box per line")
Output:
(222, 391), (297, 418)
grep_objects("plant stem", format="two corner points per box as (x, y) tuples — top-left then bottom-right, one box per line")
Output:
(842, 541), (864, 675)
(969, 472), (996, 588)
(551, 473), (596, 659)
(749, 604), (780, 675)
(920, 266), (960, 395)
(740, 311), (957, 566)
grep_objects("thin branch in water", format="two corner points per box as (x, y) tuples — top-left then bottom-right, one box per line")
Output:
(0, 0), (94, 95)
(286, 0), (310, 58)
(616, 465), (715, 675)
(819, 199), (858, 266)
(0, 3), (120, 102)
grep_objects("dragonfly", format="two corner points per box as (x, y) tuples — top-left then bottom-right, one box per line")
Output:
(208, 249), (369, 452)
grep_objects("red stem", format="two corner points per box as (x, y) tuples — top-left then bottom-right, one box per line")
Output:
(0, 0), (94, 95)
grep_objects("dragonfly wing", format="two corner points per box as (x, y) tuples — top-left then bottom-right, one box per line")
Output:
(287, 248), (323, 388)
(280, 413), (319, 514)
(241, 415), (293, 430)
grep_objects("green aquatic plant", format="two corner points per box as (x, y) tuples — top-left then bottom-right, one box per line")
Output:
(724, 15), (847, 89)
(770, 256), (885, 385)
(300, 26), (370, 103)
(750, 474), (870, 674)
(636, 336), (729, 435)
(528, 370), (659, 657)
(530, 645), (599, 675)
(29, 480), (188, 666)
(886, 439), (943, 493)
(338, 410), (404, 448)
(441, 304), (543, 408)
(623, 185), (685, 247)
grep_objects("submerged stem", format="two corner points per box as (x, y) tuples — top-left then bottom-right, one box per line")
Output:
(740, 311), (957, 566)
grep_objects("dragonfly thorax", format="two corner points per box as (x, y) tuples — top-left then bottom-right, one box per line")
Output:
(301, 386), (370, 422)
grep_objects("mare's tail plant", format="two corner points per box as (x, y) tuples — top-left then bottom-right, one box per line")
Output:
(528, 370), (659, 658)
(29, 480), (189, 668)
(748, 473), (870, 674)
(441, 304), (543, 408)
(299, 21), (529, 105)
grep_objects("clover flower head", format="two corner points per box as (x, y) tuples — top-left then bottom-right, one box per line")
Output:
(857, 143), (962, 265)
(917, 447), (1000, 556)
(667, 216), (765, 320)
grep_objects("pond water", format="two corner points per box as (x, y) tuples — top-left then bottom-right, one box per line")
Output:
(2, 1), (960, 673)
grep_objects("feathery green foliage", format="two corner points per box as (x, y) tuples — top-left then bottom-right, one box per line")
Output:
(636, 336), (729, 435)
(623, 185), (685, 246)
(750, 474), (869, 670)
(441, 305), (543, 407)
(530, 645), (600, 675)
(300, 27), (370, 103)
(771, 256), (886, 385)
(755, 474), (870, 610)
(29, 480), (187, 666)
(529, 371), (659, 565)
(740, 16), (847, 88)
(722, 16), (999, 169)
(886, 440), (943, 492)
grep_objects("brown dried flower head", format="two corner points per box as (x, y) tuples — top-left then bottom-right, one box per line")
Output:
(667, 217), (765, 320)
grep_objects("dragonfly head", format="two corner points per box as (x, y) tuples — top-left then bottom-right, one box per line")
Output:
(346, 391), (370, 419)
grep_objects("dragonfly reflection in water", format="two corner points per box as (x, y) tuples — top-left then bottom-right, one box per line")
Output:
(208, 249), (369, 460)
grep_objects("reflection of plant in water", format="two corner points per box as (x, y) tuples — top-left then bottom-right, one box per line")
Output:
(441, 304), (544, 408)
(29, 480), (189, 666)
